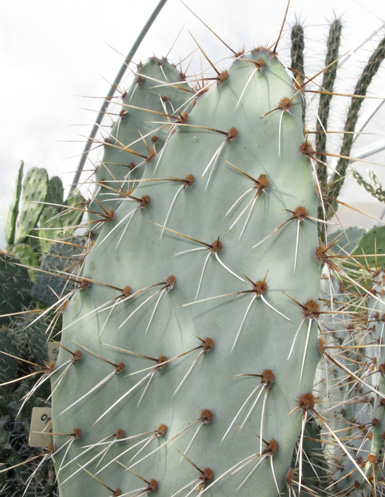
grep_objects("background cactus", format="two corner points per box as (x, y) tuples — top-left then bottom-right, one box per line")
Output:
(310, 262), (385, 496)
(0, 296), (59, 497)
(4, 162), (85, 270)
(0, 164), (86, 496)
(353, 168), (385, 204)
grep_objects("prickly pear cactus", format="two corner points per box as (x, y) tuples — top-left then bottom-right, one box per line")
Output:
(15, 167), (49, 244)
(5, 161), (24, 246)
(52, 49), (321, 496)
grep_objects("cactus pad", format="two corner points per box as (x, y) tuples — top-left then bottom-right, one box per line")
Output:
(15, 168), (49, 244)
(52, 50), (321, 497)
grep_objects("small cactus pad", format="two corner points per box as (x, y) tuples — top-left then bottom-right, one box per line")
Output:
(46, 176), (64, 205)
(5, 161), (24, 246)
(15, 168), (49, 244)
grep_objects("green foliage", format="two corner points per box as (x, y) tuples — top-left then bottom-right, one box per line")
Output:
(0, 367), (58, 497)
(0, 328), (20, 393)
(0, 309), (60, 497)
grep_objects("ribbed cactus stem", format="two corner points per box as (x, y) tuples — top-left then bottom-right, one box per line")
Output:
(315, 19), (342, 180)
(328, 35), (385, 218)
(290, 22), (306, 123)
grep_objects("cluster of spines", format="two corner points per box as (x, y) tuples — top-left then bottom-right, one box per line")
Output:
(306, 241), (385, 495)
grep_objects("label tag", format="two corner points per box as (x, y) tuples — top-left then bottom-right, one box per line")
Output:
(47, 342), (59, 362)
(29, 407), (52, 447)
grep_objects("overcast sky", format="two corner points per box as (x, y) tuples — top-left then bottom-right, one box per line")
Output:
(1, 0), (385, 246)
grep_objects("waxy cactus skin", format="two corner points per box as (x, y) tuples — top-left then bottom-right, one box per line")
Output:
(52, 50), (321, 497)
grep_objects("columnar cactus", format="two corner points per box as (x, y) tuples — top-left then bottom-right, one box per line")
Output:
(52, 48), (322, 497)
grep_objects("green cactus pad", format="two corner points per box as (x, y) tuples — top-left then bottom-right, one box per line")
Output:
(52, 50), (321, 497)
(332, 226), (367, 255)
(39, 191), (86, 253)
(60, 190), (86, 239)
(47, 176), (64, 206)
(39, 206), (66, 253)
(365, 270), (385, 475)
(5, 161), (24, 247)
(10, 243), (39, 280)
(15, 168), (49, 244)
(325, 269), (385, 495)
